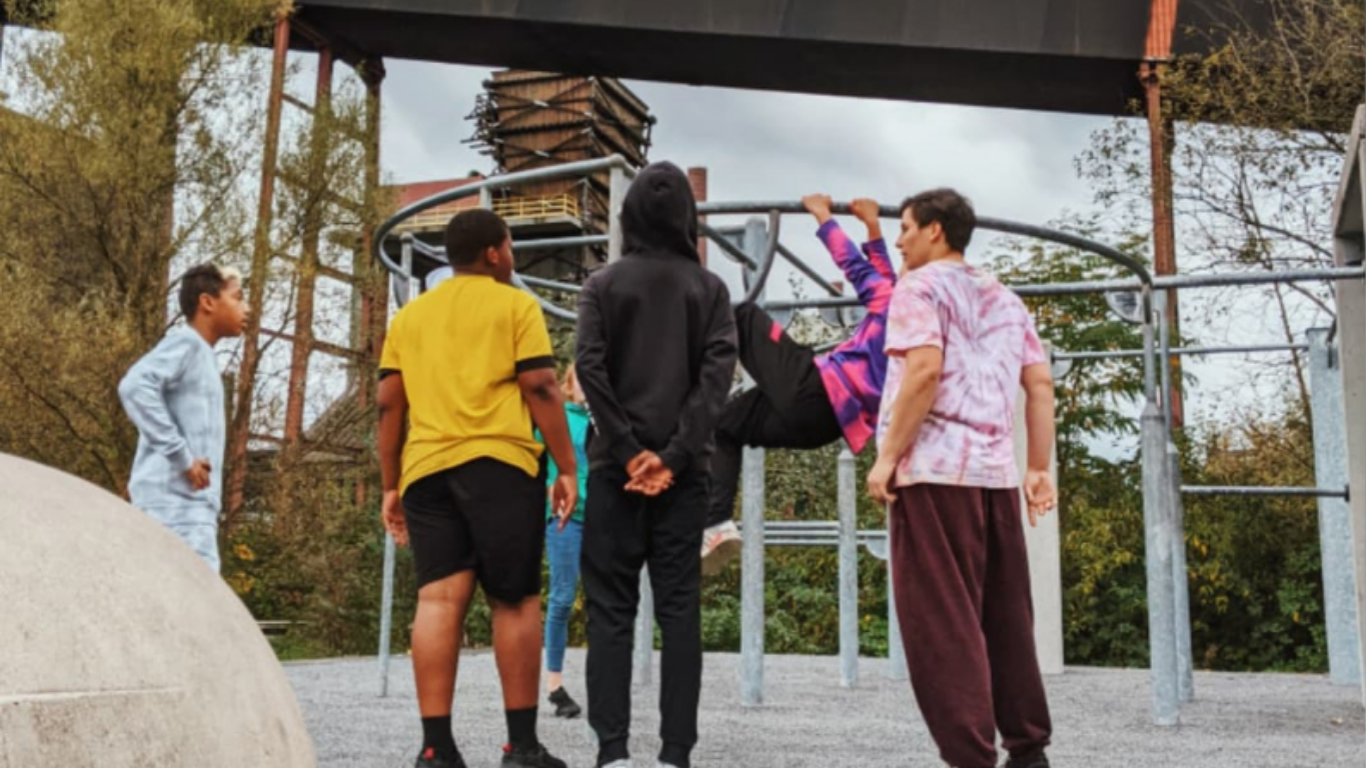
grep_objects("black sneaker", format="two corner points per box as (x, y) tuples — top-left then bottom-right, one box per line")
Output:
(415, 746), (467, 768)
(502, 742), (569, 768)
(548, 686), (582, 718)
(1004, 751), (1049, 768)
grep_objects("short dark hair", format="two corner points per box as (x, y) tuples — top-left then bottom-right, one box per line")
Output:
(445, 209), (510, 267)
(900, 188), (976, 253)
(179, 263), (238, 320)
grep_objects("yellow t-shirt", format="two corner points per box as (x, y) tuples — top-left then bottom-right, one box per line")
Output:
(379, 275), (555, 494)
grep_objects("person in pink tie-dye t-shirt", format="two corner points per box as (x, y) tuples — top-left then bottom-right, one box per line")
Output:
(868, 188), (1058, 768)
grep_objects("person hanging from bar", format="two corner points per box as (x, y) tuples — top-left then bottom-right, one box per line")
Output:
(868, 188), (1057, 768)
(575, 161), (738, 768)
(701, 193), (895, 572)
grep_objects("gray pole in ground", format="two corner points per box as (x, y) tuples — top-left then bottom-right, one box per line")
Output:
(740, 446), (766, 705)
(378, 240), (418, 697)
(1166, 443), (1193, 702)
(1142, 401), (1180, 725)
(1308, 328), (1363, 686)
(886, 513), (908, 682)
(633, 570), (654, 687)
(608, 166), (627, 263)
(1329, 105), (1366, 712)
(837, 448), (859, 687)
(1157, 297), (1194, 702)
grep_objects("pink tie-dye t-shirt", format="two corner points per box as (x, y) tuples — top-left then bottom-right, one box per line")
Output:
(878, 260), (1047, 489)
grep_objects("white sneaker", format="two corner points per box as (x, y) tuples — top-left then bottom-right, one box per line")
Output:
(701, 520), (742, 575)
(600, 761), (631, 768)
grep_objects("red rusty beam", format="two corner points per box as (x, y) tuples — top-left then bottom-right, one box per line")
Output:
(355, 70), (385, 509)
(227, 12), (291, 517)
(284, 47), (336, 444)
(261, 327), (363, 362)
(1141, 0), (1185, 427)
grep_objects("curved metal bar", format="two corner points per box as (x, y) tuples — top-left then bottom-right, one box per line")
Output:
(373, 154), (634, 279)
(512, 273), (577, 322)
(736, 210), (782, 306)
(695, 200), (1154, 290)
(698, 222), (758, 269)
(776, 242), (843, 297)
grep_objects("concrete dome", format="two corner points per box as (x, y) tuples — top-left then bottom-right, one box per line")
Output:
(0, 453), (316, 767)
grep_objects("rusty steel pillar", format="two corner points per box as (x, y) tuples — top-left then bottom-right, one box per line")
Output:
(355, 62), (386, 509)
(283, 48), (336, 444)
(227, 12), (291, 517)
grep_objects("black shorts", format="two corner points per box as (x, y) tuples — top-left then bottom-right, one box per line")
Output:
(402, 458), (546, 602)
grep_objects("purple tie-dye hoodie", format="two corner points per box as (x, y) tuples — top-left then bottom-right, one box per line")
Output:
(813, 220), (896, 454)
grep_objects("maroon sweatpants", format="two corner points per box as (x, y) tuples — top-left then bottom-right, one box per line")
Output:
(890, 483), (1052, 768)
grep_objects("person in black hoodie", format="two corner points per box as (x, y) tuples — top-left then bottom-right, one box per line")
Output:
(575, 162), (738, 768)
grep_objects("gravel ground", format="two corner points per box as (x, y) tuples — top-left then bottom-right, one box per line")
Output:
(287, 650), (1365, 768)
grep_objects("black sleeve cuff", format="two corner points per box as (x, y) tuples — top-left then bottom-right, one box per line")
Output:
(515, 355), (556, 373)
(378, 368), (400, 380)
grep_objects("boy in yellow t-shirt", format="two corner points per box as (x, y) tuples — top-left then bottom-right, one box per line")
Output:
(377, 209), (578, 768)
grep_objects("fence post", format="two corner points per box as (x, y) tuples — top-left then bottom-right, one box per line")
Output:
(740, 446), (766, 706)
(1014, 344), (1064, 674)
(1308, 328), (1363, 686)
(1142, 401), (1180, 725)
(837, 448), (859, 687)
(885, 523), (908, 682)
(633, 568), (654, 687)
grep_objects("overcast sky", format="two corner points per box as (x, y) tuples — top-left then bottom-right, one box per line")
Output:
(378, 60), (1108, 233)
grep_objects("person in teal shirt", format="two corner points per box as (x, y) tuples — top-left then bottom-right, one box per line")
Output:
(541, 364), (591, 718)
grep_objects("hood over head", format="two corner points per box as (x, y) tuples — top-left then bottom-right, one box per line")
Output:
(621, 161), (700, 262)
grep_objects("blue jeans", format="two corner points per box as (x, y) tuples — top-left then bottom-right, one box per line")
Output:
(544, 518), (584, 674)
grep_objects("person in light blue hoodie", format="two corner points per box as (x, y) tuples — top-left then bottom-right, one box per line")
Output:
(118, 263), (249, 572)
(539, 363), (592, 719)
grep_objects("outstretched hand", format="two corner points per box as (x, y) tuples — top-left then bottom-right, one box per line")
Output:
(850, 198), (881, 226)
(625, 450), (674, 497)
(801, 193), (834, 224)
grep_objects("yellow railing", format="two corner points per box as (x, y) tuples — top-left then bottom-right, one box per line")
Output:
(392, 193), (583, 234)
(399, 209), (465, 232)
(492, 194), (581, 222)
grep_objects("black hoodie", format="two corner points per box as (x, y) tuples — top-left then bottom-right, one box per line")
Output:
(575, 162), (738, 475)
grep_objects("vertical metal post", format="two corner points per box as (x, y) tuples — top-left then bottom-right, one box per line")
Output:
(1329, 107), (1366, 714)
(1157, 296), (1194, 702)
(886, 532), (908, 682)
(740, 446), (765, 706)
(1308, 328), (1363, 685)
(1014, 347), (1065, 674)
(378, 533), (397, 697)
(1142, 402), (1180, 726)
(1167, 443), (1193, 702)
(379, 236), (417, 697)
(837, 448), (859, 687)
(633, 569), (654, 687)
(1141, 288), (1157, 404)
(607, 165), (628, 263)
(479, 185), (492, 210)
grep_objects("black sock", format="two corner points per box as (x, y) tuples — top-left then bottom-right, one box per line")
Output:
(421, 716), (458, 759)
(505, 707), (538, 750)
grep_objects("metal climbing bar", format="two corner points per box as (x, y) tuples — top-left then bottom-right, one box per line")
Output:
(1182, 485), (1350, 499)
(372, 154), (637, 279)
(696, 201), (1155, 289)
